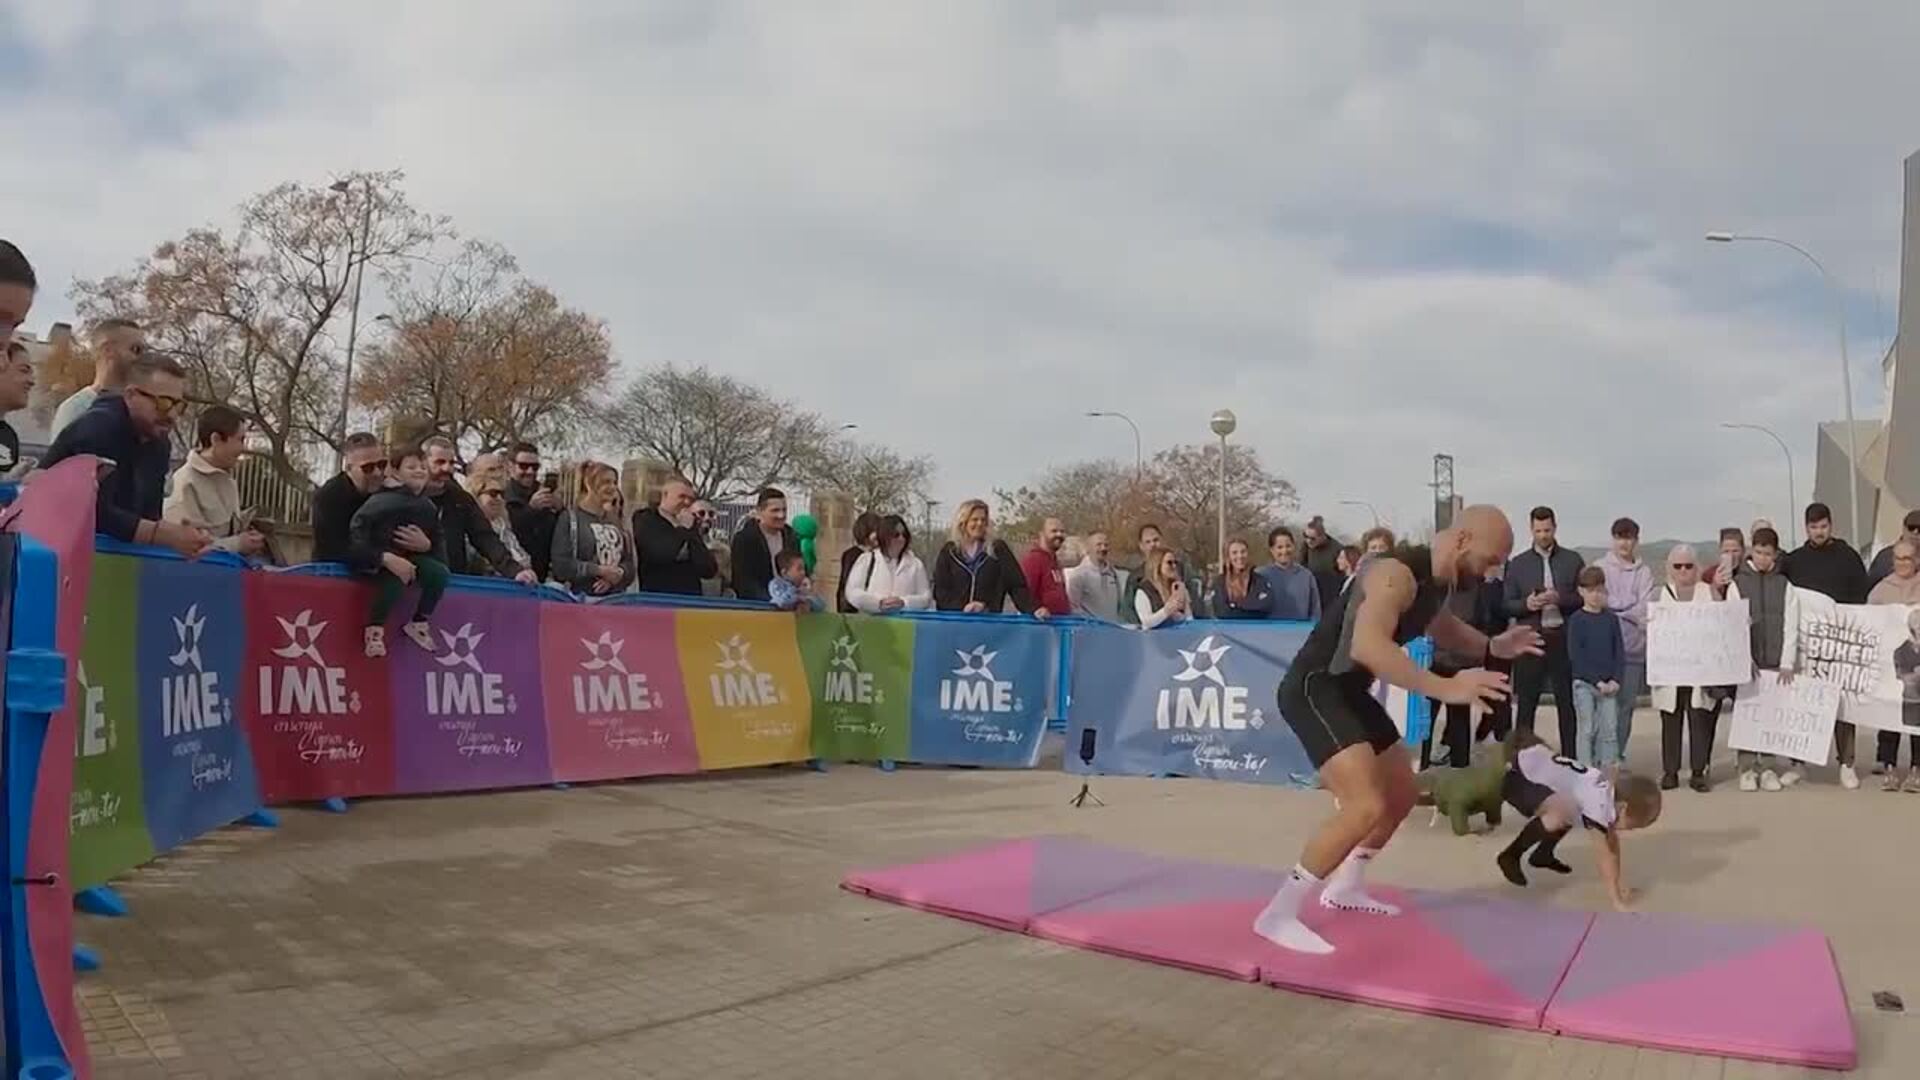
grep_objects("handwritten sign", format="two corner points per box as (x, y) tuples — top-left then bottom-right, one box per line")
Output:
(1647, 599), (1752, 687)
(1728, 672), (1841, 766)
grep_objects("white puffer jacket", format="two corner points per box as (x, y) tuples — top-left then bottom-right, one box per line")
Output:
(845, 550), (933, 613)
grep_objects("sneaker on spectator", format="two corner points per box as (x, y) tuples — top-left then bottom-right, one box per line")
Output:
(363, 626), (387, 658)
(1759, 769), (1782, 792)
(1839, 764), (1860, 790)
(1905, 770), (1920, 794)
(1884, 769), (1904, 793)
(1738, 770), (1758, 792)
(1779, 768), (1804, 788)
(1659, 773), (1679, 791)
(1689, 772), (1710, 793)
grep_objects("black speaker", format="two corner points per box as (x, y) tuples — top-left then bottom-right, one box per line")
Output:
(1077, 727), (1097, 765)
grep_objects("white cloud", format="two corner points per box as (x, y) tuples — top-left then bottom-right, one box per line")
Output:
(6, 0), (1918, 545)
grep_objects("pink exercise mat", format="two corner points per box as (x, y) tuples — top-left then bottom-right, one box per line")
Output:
(842, 837), (1857, 1070)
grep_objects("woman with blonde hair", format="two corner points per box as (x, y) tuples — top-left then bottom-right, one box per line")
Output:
(552, 460), (635, 596)
(930, 499), (1044, 616)
(1135, 546), (1192, 628)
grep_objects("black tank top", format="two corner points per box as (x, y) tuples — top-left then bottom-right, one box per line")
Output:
(1288, 545), (1453, 690)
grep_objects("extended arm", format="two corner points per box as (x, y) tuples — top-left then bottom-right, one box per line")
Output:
(1594, 828), (1630, 909)
(1348, 562), (1457, 699)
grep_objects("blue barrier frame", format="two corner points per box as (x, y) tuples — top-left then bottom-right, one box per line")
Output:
(2, 531), (79, 1078)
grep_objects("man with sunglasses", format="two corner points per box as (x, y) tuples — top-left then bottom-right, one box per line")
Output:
(50, 317), (147, 441)
(312, 433), (432, 564)
(43, 352), (210, 558)
(502, 440), (560, 581)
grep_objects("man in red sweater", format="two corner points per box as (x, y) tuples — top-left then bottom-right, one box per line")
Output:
(1021, 517), (1071, 618)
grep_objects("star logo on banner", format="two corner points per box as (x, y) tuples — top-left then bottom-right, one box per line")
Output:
(435, 623), (487, 673)
(717, 635), (755, 673)
(830, 635), (860, 671)
(952, 645), (997, 680)
(169, 604), (206, 671)
(580, 630), (628, 674)
(271, 609), (328, 665)
(1173, 635), (1231, 689)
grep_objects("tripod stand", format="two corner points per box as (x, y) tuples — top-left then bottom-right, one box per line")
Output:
(1068, 781), (1104, 808)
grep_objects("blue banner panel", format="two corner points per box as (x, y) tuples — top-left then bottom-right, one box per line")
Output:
(1066, 621), (1319, 786)
(907, 617), (1055, 767)
(136, 558), (264, 850)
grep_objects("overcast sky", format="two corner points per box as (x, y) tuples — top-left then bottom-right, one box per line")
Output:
(6, 1), (1917, 545)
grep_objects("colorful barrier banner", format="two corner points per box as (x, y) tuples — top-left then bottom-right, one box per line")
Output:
(70, 555), (154, 888)
(243, 573), (397, 802)
(675, 608), (814, 768)
(539, 602), (699, 782)
(389, 589), (553, 793)
(799, 613), (914, 762)
(136, 557), (262, 851)
(907, 617), (1055, 767)
(1066, 621), (1318, 785)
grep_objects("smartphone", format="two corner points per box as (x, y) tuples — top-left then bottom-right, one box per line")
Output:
(540, 472), (559, 492)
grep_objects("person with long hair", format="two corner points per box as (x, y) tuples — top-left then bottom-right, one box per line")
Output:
(837, 511), (881, 613)
(1134, 547), (1192, 629)
(930, 499), (1044, 616)
(1210, 538), (1276, 619)
(552, 461), (636, 596)
(846, 515), (932, 612)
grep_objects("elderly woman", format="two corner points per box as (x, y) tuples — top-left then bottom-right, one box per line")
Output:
(1867, 538), (1920, 791)
(1651, 544), (1719, 792)
(471, 477), (532, 578)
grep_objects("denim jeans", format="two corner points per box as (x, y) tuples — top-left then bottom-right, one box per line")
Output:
(1572, 680), (1621, 768)
(1616, 660), (1646, 755)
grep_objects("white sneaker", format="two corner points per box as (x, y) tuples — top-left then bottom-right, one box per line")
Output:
(1738, 770), (1758, 792)
(1779, 768), (1804, 788)
(1840, 764), (1860, 790)
(1760, 770), (1783, 792)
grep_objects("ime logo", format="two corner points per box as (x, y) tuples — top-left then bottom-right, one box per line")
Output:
(572, 630), (663, 714)
(1154, 635), (1262, 732)
(162, 604), (230, 737)
(258, 609), (359, 717)
(823, 635), (881, 706)
(708, 635), (781, 708)
(426, 623), (515, 716)
(939, 645), (1020, 714)
(74, 661), (112, 758)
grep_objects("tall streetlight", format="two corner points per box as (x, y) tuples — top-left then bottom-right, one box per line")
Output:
(1719, 421), (1798, 547)
(332, 177), (376, 472)
(1340, 499), (1381, 527)
(1706, 231), (1865, 550)
(1084, 410), (1143, 480)
(1209, 409), (1237, 573)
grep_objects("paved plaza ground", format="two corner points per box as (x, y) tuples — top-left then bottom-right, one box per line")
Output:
(80, 715), (1919, 1079)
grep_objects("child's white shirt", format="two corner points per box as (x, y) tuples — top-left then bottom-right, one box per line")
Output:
(1516, 744), (1617, 829)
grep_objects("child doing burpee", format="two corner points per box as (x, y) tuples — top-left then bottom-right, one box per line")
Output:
(1496, 728), (1662, 912)
(348, 442), (450, 657)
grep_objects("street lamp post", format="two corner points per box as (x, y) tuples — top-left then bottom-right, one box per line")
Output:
(1706, 231), (1865, 550)
(332, 177), (376, 472)
(1084, 410), (1143, 480)
(1340, 499), (1381, 528)
(1719, 421), (1798, 547)
(1209, 409), (1237, 574)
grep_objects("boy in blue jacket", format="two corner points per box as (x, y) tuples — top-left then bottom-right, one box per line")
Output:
(347, 443), (449, 657)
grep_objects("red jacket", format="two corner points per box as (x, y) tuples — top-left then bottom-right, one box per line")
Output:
(1020, 545), (1071, 616)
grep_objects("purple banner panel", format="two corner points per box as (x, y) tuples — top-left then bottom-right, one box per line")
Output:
(387, 587), (553, 792)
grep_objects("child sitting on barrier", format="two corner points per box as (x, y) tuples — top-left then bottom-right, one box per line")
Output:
(1496, 727), (1662, 911)
(348, 442), (449, 657)
(768, 549), (823, 612)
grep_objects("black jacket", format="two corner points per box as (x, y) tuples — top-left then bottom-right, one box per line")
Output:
(731, 520), (800, 602)
(41, 395), (171, 543)
(836, 544), (867, 613)
(431, 483), (525, 577)
(1503, 544), (1586, 627)
(1207, 572), (1276, 619)
(504, 478), (561, 581)
(1786, 539), (1868, 603)
(634, 507), (717, 596)
(311, 472), (372, 563)
(931, 540), (1038, 613)
(346, 487), (446, 574)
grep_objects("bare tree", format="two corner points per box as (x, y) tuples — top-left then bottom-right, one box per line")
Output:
(1144, 442), (1299, 566)
(353, 239), (612, 454)
(599, 366), (834, 501)
(71, 171), (447, 485)
(994, 459), (1155, 548)
(805, 439), (935, 514)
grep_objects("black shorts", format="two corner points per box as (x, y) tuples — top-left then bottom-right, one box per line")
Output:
(1276, 669), (1403, 770)
(1500, 769), (1607, 831)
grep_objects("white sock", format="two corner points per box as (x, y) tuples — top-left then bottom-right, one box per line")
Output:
(1319, 847), (1401, 916)
(1253, 866), (1334, 954)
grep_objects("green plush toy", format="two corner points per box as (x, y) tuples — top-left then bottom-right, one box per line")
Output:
(791, 513), (819, 574)
(1415, 740), (1513, 836)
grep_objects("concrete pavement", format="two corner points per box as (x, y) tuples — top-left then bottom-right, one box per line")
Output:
(81, 715), (1918, 1078)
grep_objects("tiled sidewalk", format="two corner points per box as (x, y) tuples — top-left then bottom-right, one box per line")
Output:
(83, 727), (1916, 1078)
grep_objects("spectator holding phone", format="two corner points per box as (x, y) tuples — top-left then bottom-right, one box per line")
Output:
(164, 404), (269, 559)
(503, 440), (562, 581)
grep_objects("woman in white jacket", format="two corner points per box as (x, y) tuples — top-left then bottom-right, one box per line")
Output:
(846, 514), (933, 613)
(1650, 545), (1721, 792)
